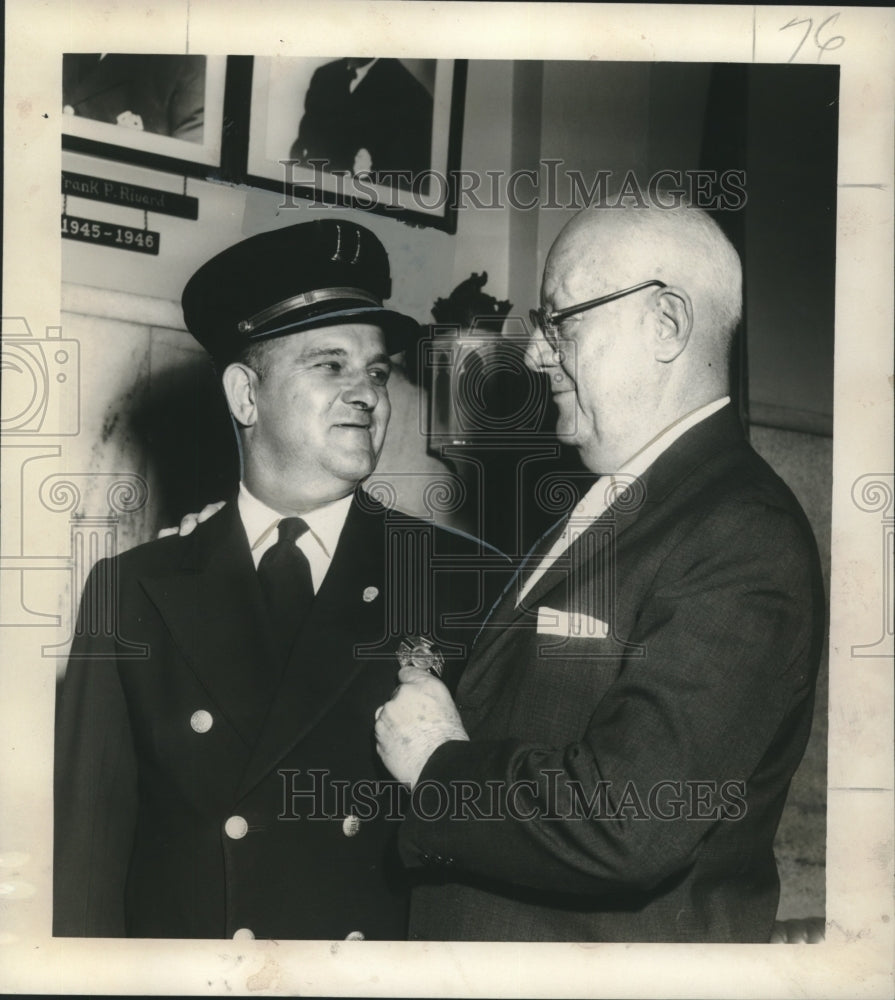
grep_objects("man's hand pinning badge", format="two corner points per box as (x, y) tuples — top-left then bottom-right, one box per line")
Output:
(374, 663), (468, 790)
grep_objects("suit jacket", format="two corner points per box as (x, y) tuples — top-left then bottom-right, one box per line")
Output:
(62, 54), (205, 141)
(290, 58), (433, 188)
(399, 406), (826, 942)
(54, 493), (503, 940)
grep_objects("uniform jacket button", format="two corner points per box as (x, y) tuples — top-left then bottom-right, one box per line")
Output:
(232, 927), (255, 940)
(345, 931), (365, 941)
(341, 814), (361, 837)
(190, 709), (213, 733)
(224, 815), (248, 840)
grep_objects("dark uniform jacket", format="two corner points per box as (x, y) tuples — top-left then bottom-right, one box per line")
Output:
(54, 493), (502, 940)
(400, 406), (826, 942)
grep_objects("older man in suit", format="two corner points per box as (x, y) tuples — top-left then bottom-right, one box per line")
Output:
(53, 219), (499, 940)
(375, 205), (825, 942)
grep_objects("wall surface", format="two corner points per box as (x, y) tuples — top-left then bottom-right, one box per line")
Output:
(744, 66), (838, 436)
(751, 426), (833, 920)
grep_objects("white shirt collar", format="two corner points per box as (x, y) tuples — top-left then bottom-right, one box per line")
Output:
(349, 58), (378, 93)
(517, 396), (731, 604)
(574, 396), (732, 520)
(237, 482), (353, 581)
(618, 395), (730, 481)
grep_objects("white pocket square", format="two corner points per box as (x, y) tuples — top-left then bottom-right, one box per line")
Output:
(536, 606), (609, 638)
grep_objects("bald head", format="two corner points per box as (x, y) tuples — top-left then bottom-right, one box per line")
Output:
(531, 205), (743, 473)
(547, 205), (742, 362)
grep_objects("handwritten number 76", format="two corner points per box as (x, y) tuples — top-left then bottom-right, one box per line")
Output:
(780, 12), (845, 63)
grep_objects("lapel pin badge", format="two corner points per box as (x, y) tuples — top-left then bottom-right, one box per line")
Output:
(396, 635), (445, 678)
(362, 586), (379, 603)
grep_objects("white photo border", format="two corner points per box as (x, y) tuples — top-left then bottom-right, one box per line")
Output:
(1, 2), (892, 998)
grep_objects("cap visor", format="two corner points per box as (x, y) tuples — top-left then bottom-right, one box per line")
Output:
(247, 306), (419, 355)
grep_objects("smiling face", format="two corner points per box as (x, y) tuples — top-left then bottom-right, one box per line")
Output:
(225, 323), (392, 513)
(531, 239), (658, 473)
(528, 207), (742, 474)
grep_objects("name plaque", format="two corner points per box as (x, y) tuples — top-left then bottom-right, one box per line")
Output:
(62, 214), (160, 255)
(62, 171), (198, 220)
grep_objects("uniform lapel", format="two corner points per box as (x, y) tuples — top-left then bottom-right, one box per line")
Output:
(138, 502), (280, 747)
(236, 495), (389, 800)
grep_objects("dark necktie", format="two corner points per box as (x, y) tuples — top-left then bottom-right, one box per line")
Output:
(257, 517), (314, 667)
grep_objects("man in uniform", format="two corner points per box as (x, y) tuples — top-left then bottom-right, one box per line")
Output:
(54, 219), (499, 940)
(375, 205), (825, 942)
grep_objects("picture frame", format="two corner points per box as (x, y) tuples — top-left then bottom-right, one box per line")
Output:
(60, 53), (228, 177)
(243, 56), (468, 233)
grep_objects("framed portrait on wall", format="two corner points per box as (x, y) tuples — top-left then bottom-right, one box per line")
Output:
(244, 56), (467, 232)
(60, 53), (227, 176)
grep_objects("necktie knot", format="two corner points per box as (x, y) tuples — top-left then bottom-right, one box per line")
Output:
(277, 516), (309, 547)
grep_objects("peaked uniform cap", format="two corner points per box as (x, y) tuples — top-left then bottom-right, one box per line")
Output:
(181, 219), (419, 362)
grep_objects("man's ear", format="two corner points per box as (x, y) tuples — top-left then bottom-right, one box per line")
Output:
(652, 287), (693, 363)
(221, 363), (259, 427)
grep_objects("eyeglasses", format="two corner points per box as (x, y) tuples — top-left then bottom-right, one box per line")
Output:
(529, 280), (668, 352)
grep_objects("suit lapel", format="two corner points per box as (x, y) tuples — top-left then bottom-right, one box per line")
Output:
(523, 488), (646, 613)
(236, 495), (389, 799)
(460, 405), (747, 704)
(458, 502), (642, 708)
(504, 405), (746, 626)
(138, 502), (281, 747)
(471, 472), (647, 649)
(470, 514), (566, 658)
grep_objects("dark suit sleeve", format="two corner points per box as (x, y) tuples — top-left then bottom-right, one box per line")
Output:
(398, 499), (822, 895)
(54, 559), (138, 936)
(291, 62), (351, 166)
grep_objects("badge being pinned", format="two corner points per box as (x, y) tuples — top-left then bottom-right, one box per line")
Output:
(396, 635), (445, 678)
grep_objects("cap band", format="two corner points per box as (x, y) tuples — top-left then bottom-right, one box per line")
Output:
(237, 286), (382, 334)
(246, 305), (400, 345)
